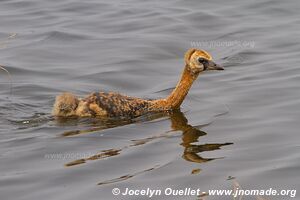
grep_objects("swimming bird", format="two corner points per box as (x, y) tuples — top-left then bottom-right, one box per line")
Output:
(52, 48), (223, 118)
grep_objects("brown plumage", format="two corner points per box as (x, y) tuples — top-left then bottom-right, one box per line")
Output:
(52, 48), (223, 118)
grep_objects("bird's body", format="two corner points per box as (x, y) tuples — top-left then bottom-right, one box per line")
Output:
(52, 49), (223, 118)
(83, 92), (151, 118)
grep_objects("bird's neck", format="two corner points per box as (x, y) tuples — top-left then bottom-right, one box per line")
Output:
(151, 65), (198, 110)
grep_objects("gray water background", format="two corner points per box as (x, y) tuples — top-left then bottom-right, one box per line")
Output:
(0, 0), (300, 199)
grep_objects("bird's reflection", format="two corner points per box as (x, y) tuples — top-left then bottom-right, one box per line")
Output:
(62, 110), (232, 167)
(170, 111), (232, 163)
(57, 112), (167, 137)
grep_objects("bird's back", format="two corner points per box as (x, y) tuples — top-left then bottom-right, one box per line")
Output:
(84, 92), (151, 118)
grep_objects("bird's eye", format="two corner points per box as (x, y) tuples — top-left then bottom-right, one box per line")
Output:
(198, 58), (207, 64)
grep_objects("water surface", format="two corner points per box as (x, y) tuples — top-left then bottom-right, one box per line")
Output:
(0, 0), (300, 199)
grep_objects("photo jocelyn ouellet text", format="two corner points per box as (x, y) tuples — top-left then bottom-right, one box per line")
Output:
(111, 187), (297, 198)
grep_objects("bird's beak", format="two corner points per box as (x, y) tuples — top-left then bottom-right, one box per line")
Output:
(206, 60), (224, 70)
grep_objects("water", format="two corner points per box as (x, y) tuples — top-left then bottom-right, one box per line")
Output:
(1, 0), (300, 199)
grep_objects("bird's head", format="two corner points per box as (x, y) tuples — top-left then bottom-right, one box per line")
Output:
(184, 48), (223, 76)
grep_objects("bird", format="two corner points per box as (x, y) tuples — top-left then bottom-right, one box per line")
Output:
(52, 48), (223, 119)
